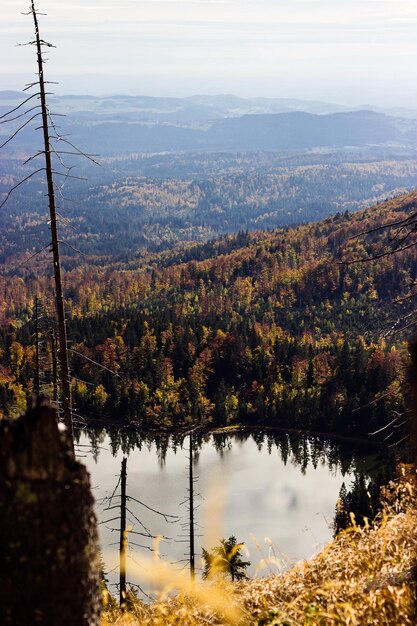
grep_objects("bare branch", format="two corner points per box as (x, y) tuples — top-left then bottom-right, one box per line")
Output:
(49, 142), (71, 171)
(58, 240), (88, 258)
(52, 170), (87, 181)
(23, 82), (39, 91)
(0, 111), (42, 149)
(56, 212), (80, 235)
(0, 167), (45, 209)
(349, 210), (417, 240)
(126, 495), (179, 521)
(52, 150), (100, 158)
(1, 243), (52, 273)
(388, 435), (409, 448)
(124, 580), (154, 602)
(127, 541), (154, 551)
(98, 517), (120, 525)
(368, 413), (403, 436)
(68, 349), (120, 377)
(339, 239), (417, 265)
(0, 91), (40, 120)
(393, 292), (417, 305)
(0, 104), (41, 125)
(23, 150), (45, 165)
(50, 135), (101, 166)
(106, 475), (122, 509)
(125, 508), (153, 536)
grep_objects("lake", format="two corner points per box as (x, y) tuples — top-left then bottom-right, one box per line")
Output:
(77, 429), (391, 598)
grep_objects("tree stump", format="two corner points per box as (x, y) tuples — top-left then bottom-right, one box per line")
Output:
(0, 396), (101, 625)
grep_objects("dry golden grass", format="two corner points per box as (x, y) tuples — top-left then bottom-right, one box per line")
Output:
(102, 472), (417, 626)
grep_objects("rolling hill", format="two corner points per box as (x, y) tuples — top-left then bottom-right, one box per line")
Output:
(1, 90), (417, 155)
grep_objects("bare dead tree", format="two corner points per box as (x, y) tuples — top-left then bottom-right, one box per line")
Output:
(98, 457), (179, 605)
(175, 431), (202, 579)
(119, 457), (127, 607)
(189, 432), (196, 580)
(29, 0), (73, 444)
(34, 295), (41, 397)
(0, 4), (73, 444)
(29, 298), (65, 407)
(51, 327), (59, 403)
(0, 3), (99, 448)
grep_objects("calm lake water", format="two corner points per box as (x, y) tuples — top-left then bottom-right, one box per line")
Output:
(78, 429), (390, 597)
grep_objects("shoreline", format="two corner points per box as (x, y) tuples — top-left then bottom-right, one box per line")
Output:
(77, 417), (388, 449)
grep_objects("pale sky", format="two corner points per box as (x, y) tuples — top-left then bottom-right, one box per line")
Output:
(1, 0), (417, 106)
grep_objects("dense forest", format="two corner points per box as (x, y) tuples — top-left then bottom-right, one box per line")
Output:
(1, 149), (417, 262)
(1, 191), (417, 438)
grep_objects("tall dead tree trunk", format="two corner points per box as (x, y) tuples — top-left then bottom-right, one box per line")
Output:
(408, 338), (417, 461)
(51, 327), (59, 404)
(35, 295), (40, 397)
(119, 457), (127, 607)
(0, 396), (101, 625)
(189, 432), (195, 580)
(30, 0), (73, 448)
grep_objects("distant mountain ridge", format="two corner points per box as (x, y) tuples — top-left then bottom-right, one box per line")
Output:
(2, 91), (417, 120)
(0, 91), (352, 122)
(1, 90), (417, 155)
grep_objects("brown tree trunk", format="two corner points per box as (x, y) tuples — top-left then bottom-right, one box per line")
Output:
(0, 396), (101, 625)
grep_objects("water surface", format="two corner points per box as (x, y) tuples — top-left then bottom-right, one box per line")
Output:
(78, 430), (389, 596)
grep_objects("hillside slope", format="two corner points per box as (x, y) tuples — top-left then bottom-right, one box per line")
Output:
(1, 191), (417, 432)
(1, 105), (416, 155)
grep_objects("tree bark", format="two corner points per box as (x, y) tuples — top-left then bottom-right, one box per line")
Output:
(0, 396), (101, 625)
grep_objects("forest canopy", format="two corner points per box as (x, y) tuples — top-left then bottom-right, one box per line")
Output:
(1, 191), (416, 436)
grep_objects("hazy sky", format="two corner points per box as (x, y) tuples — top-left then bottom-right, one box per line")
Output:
(1, 0), (417, 106)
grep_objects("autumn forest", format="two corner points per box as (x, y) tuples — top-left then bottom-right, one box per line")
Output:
(1, 190), (416, 443)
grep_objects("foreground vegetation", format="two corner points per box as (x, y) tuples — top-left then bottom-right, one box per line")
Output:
(102, 469), (417, 625)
